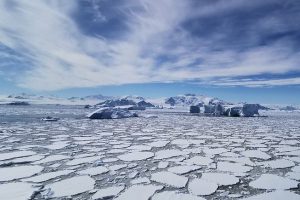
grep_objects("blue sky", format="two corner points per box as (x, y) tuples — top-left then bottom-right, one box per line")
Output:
(0, 0), (300, 104)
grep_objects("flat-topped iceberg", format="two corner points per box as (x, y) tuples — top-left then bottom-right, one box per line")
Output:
(87, 107), (138, 119)
(193, 103), (260, 117)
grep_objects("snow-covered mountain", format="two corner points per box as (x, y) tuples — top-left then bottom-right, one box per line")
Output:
(95, 95), (155, 108)
(164, 94), (231, 107)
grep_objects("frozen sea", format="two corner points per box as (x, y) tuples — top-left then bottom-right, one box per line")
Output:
(0, 105), (299, 200)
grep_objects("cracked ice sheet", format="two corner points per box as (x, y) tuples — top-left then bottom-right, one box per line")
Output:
(0, 182), (41, 200)
(44, 176), (95, 198)
(114, 184), (163, 200)
(23, 170), (74, 183)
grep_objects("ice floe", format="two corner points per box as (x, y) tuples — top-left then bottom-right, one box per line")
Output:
(167, 165), (201, 175)
(0, 165), (44, 181)
(92, 186), (125, 199)
(184, 156), (213, 166)
(23, 170), (74, 183)
(241, 150), (271, 160)
(259, 159), (295, 169)
(242, 191), (300, 200)
(44, 175), (95, 198)
(154, 149), (187, 159)
(201, 173), (239, 186)
(115, 184), (163, 200)
(151, 171), (188, 188)
(249, 174), (299, 189)
(188, 178), (218, 196)
(117, 151), (154, 161)
(0, 150), (36, 161)
(0, 182), (40, 200)
(152, 191), (206, 200)
(77, 166), (109, 176)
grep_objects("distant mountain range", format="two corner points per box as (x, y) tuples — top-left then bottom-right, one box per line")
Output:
(164, 94), (231, 107)
(0, 93), (299, 111)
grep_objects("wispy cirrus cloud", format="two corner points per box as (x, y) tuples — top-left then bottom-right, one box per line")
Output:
(0, 0), (299, 91)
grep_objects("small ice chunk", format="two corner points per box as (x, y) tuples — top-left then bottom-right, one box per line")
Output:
(151, 171), (188, 188)
(0, 182), (40, 200)
(44, 176), (95, 197)
(115, 184), (163, 200)
(188, 178), (218, 196)
(118, 152), (154, 161)
(242, 191), (300, 200)
(201, 173), (239, 186)
(152, 191), (206, 200)
(168, 165), (201, 175)
(92, 186), (124, 199)
(249, 174), (299, 189)
(77, 166), (109, 176)
(0, 165), (44, 181)
(241, 150), (271, 160)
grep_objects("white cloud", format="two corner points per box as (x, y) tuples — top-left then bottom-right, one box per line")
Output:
(204, 77), (300, 87)
(0, 0), (299, 90)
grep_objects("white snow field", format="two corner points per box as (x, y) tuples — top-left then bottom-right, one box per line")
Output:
(0, 105), (299, 199)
